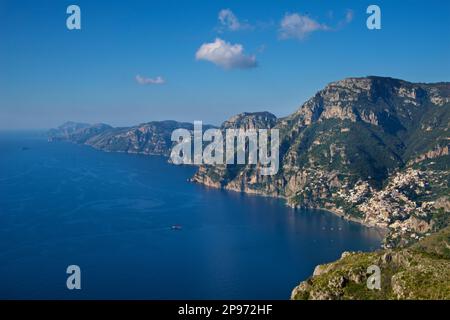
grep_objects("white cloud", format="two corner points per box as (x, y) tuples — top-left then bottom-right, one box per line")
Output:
(195, 38), (257, 70)
(135, 75), (165, 85)
(279, 13), (330, 40)
(218, 9), (251, 32)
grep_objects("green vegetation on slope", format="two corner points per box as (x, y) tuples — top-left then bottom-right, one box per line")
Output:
(291, 225), (450, 300)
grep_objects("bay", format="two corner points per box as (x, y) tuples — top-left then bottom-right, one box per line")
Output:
(0, 131), (382, 299)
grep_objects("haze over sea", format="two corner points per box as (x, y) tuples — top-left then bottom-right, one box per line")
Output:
(0, 131), (382, 299)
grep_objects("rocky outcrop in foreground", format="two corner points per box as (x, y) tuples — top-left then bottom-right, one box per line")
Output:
(291, 225), (450, 300)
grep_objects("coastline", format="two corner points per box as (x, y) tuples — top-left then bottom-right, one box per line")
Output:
(50, 139), (388, 240)
(189, 176), (389, 238)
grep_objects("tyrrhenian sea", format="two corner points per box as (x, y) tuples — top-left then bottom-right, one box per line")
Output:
(0, 131), (382, 299)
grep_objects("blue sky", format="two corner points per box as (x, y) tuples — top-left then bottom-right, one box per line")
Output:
(1, 0), (449, 129)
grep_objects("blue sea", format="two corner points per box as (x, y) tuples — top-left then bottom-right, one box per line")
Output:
(0, 131), (383, 299)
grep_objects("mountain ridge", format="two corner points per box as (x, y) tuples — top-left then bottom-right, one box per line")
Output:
(48, 76), (450, 248)
(48, 75), (450, 300)
(48, 120), (217, 157)
(191, 76), (450, 248)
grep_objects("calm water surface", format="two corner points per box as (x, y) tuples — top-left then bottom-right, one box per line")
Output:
(0, 131), (382, 299)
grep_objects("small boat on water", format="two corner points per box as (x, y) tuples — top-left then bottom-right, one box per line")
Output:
(171, 224), (182, 230)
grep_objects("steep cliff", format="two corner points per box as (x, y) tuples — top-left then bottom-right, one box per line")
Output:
(192, 77), (450, 247)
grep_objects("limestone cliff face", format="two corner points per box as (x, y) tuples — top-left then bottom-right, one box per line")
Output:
(190, 111), (281, 194)
(408, 144), (449, 165)
(192, 76), (450, 247)
(221, 111), (277, 130)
